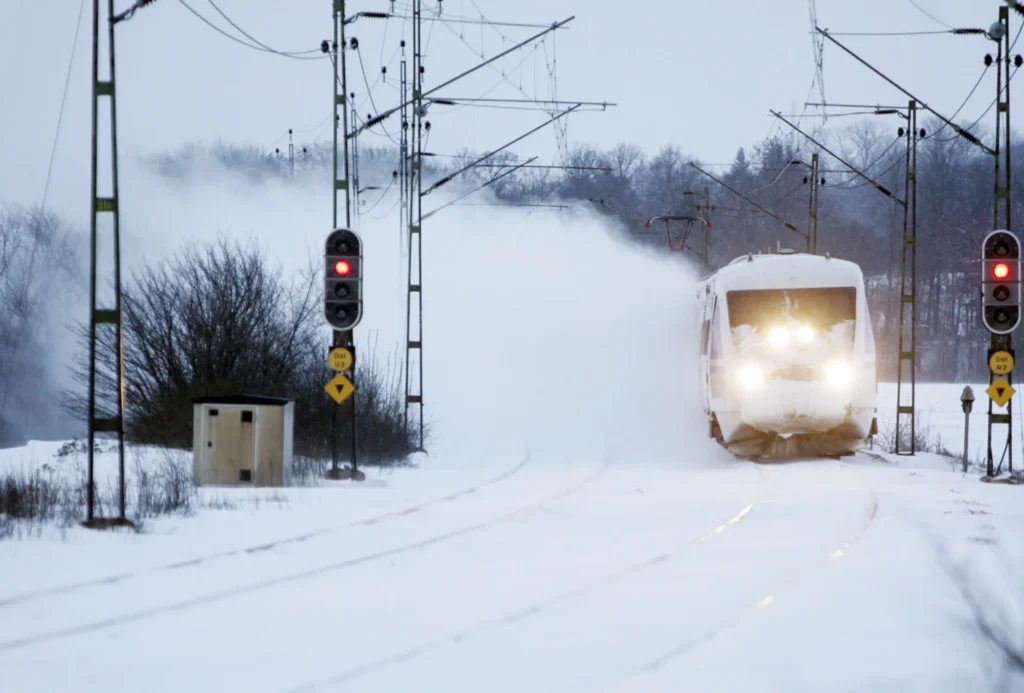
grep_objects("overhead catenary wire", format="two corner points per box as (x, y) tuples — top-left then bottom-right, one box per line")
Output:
(934, 66), (1022, 143)
(906, 0), (954, 30)
(177, 0), (324, 59)
(42, 0), (87, 209)
(112, 0), (159, 23)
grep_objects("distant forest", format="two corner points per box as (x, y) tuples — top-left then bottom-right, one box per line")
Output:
(152, 120), (1024, 385)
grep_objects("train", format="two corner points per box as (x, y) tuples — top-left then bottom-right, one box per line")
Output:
(695, 250), (878, 458)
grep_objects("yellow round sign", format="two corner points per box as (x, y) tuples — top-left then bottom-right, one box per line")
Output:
(329, 347), (353, 372)
(990, 350), (1014, 375)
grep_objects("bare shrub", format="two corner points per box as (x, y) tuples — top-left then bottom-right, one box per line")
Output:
(66, 235), (320, 448)
(133, 449), (196, 519)
(875, 417), (959, 460)
(0, 443), (197, 540)
(63, 235), (425, 467)
(290, 332), (426, 468)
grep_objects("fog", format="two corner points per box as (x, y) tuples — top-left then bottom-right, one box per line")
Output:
(9, 149), (716, 466)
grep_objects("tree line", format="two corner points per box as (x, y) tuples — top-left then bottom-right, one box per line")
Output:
(148, 117), (1022, 385)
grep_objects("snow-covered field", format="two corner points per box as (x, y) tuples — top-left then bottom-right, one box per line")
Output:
(2, 412), (1023, 692)
(3, 103), (1023, 691)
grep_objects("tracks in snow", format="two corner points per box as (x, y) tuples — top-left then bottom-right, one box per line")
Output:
(281, 462), (766, 692)
(602, 459), (881, 691)
(0, 454), (531, 610)
(0, 456), (608, 652)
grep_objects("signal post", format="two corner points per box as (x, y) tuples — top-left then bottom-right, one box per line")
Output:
(981, 230), (1021, 479)
(324, 227), (364, 481)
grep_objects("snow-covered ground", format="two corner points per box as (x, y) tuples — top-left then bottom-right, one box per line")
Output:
(877, 381), (1024, 471)
(3, 111), (1023, 691)
(1, 425), (1023, 692)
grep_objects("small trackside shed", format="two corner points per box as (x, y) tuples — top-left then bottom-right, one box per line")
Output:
(191, 395), (295, 487)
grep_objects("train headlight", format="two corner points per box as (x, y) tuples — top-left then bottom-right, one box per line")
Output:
(797, 325), (815, 344)
(768, 326), (789, 348)
(824, 361), (851, 387)
(739, 363), (764, 388)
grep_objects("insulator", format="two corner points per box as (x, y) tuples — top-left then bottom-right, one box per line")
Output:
(320, 40), (329, 54)
(350, 37), (359, 50)
(1017, 55), (1024, 68)
(898, 127), (905, 137)
(952, 28), (986, 35)
(986, 54), (994, 66)
(919, 129), (927, 139)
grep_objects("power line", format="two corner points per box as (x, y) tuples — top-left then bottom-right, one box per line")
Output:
(206, 0), (322, 56)
(43, 0), (86, 209)
(906, 0), (954, 30)
(387, 13), (558, 29)
(112, 0), (159, 23)
(176, 0), (324, 59)
(824, 29), (961, 36)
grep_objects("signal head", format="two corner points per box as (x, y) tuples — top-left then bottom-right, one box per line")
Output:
(325, 227), (363, 331)
(982, 230), (1022, 334)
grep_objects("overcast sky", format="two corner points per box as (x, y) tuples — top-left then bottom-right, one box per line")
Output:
(1, 0), (1017, 213)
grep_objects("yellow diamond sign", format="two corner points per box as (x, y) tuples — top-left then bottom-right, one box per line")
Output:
(987, 376), (1016, 408)
(325, 373), (356, 404)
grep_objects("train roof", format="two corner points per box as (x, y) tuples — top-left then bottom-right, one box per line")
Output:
(700, 252), (865, 294)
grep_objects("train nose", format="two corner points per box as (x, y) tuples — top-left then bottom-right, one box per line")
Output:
(737, 379), (855, 436)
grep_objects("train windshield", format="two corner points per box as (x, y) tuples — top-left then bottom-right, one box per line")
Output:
(726, 287), (856, 331)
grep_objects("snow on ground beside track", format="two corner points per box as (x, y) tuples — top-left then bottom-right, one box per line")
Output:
(877, 381), (1024, 469)
(604, 454), (1024, 693)
(3, 445), (1023, 693)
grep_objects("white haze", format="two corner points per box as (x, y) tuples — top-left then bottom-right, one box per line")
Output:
(46, 153), (721, 467)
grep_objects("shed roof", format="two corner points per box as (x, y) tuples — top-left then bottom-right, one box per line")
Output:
(191, 395), (294, 406)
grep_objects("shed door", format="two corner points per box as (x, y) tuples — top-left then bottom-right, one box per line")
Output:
(206, 407), (257, 484)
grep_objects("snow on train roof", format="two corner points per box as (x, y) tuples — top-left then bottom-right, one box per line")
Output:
(704, 253), (864, 293)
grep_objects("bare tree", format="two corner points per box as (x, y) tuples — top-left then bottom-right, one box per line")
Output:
(63, 234), (420, 462)
(0, 203), (79, 446)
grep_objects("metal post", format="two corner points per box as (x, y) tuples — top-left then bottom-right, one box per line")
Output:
(988, 6), (1014, 476)
(108, 0), (126, 521)
(288, 128), (295, 180)
(404, 0), (425, 452)
(895, 100), (918, 456)
(87, 0), (100, 525)
(700, 187), (710, 269)
(352, 106), (360, 224)
(808, 152), (820, 254)
(86, 0), (129, 527)
(964, 402), (971, 473)
(330, 0), (357, 477)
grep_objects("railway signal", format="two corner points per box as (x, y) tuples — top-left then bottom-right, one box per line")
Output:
(982, 230), (1021, 334)
(325, 227), (363, 331)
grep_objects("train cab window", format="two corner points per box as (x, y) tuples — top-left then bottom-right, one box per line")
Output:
(726, 287), (856, 331)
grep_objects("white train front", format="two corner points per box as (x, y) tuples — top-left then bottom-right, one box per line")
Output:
(695, 252), (878, 458)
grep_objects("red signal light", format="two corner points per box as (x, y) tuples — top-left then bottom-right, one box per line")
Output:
(333, 259), (352, 276)
(994, 262), (1011, 280)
